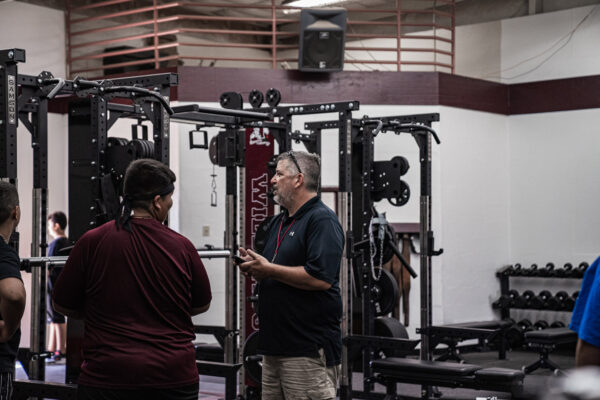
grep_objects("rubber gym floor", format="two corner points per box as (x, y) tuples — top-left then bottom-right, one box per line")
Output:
(15, 347), (574, 400)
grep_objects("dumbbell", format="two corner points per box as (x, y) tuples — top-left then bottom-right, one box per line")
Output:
(538, 262), (555, 277)
(533, 320), (549, 330)
(546, 291), (569, 310)
(492, 290), (519, 309)
(557, 262), (574, 278)
(521, 263), (539, 277)
(529, 290), (552, 309)
(563, 291), (578, 311)
(550, 321), (565, 328)
(572, 262), (589, 278)
(505, 319), (533, 348)
(499, 265), (516, 276)
(502, 263), (524, 276)
(513, 263), (524, 276)
(552, 263), (569, 277)
(513, 290), (535, 308)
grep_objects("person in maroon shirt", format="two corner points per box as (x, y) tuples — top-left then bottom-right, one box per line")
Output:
(53, 159), (212, 400)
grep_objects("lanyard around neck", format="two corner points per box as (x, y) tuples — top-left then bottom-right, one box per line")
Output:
(272, 217), (295, 263)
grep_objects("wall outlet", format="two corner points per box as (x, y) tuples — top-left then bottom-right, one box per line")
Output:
(202, 225), (210, 237)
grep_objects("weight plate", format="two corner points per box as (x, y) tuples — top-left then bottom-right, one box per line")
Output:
(387, 180), (410, 207)
(372, 267), (399, 317)
(243, 331), (262, 386)
(390, 156), (409, 176)
(374, 316), (409, 358)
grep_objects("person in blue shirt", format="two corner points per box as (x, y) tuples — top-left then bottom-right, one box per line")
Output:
(570, 256), (600, 366)
(46, 211), (69, 362)
(237, 151), (344, 400)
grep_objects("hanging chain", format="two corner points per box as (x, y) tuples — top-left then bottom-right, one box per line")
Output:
(210, 165), (217, 207)
(368, 213), (385, 281)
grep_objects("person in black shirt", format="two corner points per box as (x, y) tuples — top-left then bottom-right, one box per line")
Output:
(238, 151), (344, 399)
(0, 182), (26, 399)
(46, 211), (69, 362)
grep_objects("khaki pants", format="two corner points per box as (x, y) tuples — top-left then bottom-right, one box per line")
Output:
(261, 349), (340, 400)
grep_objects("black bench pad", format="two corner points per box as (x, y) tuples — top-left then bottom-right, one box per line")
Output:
(444, 320), (514, 330)
(371, 357), (481, 377)
(524, 327), (577, 344)
(474, 367), (524, 384)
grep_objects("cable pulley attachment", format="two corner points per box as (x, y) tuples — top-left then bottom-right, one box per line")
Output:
(219, 91), (243, 110)
(248, 89), (264, 109)
(265, 88), (281, 107)
(371, 156), (410, 207)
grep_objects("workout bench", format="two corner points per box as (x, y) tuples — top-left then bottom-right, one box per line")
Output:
(522, 327), (577, 375)
(421, 319), (512, 362)
(371, 357), (524, 399)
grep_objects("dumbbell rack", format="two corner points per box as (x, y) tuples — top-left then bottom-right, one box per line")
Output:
(495, 263), (585, 321)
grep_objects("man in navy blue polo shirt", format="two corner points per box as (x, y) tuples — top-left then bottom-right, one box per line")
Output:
(570, 256), (600, 366)
(239, 150), (344, 399)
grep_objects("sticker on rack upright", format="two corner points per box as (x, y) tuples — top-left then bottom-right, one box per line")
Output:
(249, 127), (271, 146)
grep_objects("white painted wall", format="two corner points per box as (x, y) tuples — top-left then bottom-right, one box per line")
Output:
(455, 20), (502, 80)
(0, 1), (67, 348)
(499, 5), (600, 83)
(454, 5), (600, 82)
(438, 107), (510, 323)
(492, 108), (600, 327)
(508, 109), (600, 263)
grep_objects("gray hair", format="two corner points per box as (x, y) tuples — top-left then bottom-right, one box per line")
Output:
(277, 151), (320, 192)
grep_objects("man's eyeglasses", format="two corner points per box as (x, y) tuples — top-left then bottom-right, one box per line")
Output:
(287, 151), (302, 174)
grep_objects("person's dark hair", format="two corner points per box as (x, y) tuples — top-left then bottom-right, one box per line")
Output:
(0, 182), (19, 224)
(277, 151), (320, 192)
(118, 159), (176, 230)
(48, 211), (67, 231)
(0, 182), (19, 225)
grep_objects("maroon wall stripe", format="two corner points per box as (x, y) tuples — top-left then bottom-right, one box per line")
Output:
(438, 73), (508, 114)
(47, 66), (600, 115)
(177, 66), (441, 106)
(508, 75), (600, 114)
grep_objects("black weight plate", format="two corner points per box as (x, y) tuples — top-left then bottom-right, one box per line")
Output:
(107, 137), (129, 147)
(390, 156), (409, 176)
(374, 316), (408, 338)
(146, 139), (155, 158)
(372, 267), (399, 317)
(243, 331), (262, 386)
(374, 316), (409, 358)
(387, 180), (410, 207)
(129, 140), (143, 158)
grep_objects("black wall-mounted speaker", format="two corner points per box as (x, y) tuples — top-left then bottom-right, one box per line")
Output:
(298, 8), (347, 72)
